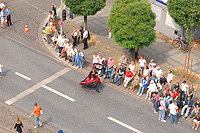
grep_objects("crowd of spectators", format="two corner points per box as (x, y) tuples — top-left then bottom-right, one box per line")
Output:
(0, 1), (12, 29)
(43, 3), (199, 131)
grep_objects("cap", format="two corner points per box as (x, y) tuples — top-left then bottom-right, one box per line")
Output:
(183, 80), (186, 83)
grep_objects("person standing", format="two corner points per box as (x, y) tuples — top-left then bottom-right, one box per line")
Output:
(1, 8), (5, 28)
(82, 28), (88, 50)
(45, 23), (52, 44)
(29, 102), (43, 128)
(180, 80), (189, 101)
(138, 56), (146, 77)
(169, 100), (178, 124)
(159, 95), (166, 122)
(167, 70), (173, 90)
(6, 7), (12, 26)
(71, 29), (78, 47)
(12, 118), (24, 133)
(78, 26), (84, 44)
(0, 1), (5, 11)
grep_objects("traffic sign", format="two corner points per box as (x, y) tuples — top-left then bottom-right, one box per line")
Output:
(61, 4), (65, 9)
(59, 20), (65, 26)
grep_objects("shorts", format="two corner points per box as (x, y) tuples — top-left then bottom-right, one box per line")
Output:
(194, 119), (200, 123)
(1, 18), (5, 24)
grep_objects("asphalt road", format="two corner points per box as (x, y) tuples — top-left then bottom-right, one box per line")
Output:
(0, 35), (196, 133)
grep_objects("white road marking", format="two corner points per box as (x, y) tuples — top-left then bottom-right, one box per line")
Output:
(42, 85), (75, 102)
(5, 68), (71, 105)
(108, 116), (143, 133)
(15, 72), (31, 81)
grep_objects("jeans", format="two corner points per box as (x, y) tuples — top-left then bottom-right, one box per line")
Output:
(72, 55), (76, 65)
(46, 34), (51, 44)
(58, 46), (63, 54)
(138, 86), (145, 94)
(159, 109), (165, 121)
(190, 108), (200, 117)
(105, 66), (113, 78)
(181, 106), (191, 117)
(110, 71), (116, 82)
(139, 67), (144, 77)
(35, 115), (42, 127)
(180, 91), (186, 101)
(165, 96), (171, 108)
(77, 60), (82, 68)
(114, 75), (123, 85)
(170, 114), (178, 124)
(100, 66), (106, 76)
(153, 103), (158, 112)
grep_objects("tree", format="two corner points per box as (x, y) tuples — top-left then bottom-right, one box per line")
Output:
(168, 0), (200, 76)
(65, 0), (106, 28)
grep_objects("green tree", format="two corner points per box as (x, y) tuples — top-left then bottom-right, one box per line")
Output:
(168, 0), (200, 76)
(65, 0), (106, 28)
(107, 0), (156, 58)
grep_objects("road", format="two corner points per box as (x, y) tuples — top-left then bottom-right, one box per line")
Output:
(0, 35), (196, 133)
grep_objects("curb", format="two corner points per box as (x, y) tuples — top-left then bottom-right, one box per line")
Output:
(0, 125), (14, 133)
(39, 8), (194, 125)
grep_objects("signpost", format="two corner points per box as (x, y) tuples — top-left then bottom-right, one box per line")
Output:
(59, 20), (65, 26)
(60, 0), (64, 35)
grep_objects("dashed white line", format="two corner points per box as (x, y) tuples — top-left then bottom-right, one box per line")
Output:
(15, 72), (31, 81)
(5, 67), (71, 105)
(108, 116), (143, 133)
(42, 85), (75, 102)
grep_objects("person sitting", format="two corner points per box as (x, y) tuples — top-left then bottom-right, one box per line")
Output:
(105, 57), (114, 79)
(174, 82), (180, 92)
(192, 114), (200, 131)
(145, 80), (157, 100)
(93, 53), (99, 66)
(181, 96), (193, 119)
(151, 74), (158, 84)
(100, 58), (107, 77)
(110, 65), (117, 83)
(190, 99), (200, 118)
(129, 61), (135, 75)
(130, 74), (139, 91)
(113, 65), (125, 86)
(119, 55), (127, 69)
(123, 68), (133, 90)
(137, 76), (148, 96)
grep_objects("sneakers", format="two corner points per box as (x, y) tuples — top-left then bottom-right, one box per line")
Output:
(161, 120), (166, 122)
(139, 94), (142, 96)
(145, 97), (147, 100)
(53, 47), (56, 50)
(137, 93), (139, 95)
(34, 126), (37, 128)
(192, 127), (195, 129)
(51, 45), (54, 47)
(148, 98), (150, 101)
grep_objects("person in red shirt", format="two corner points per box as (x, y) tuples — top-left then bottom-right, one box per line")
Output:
(124, 68), (133, 89)
(29, 102), (43, 128)
(173, 89), (179, 100)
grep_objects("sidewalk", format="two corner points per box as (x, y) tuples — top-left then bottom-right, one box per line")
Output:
(41, 0), (199, 125)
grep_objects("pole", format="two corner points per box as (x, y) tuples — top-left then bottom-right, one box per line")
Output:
(183, 55), (187, 78)
(61, 0), (63, 35)
(189, 58), (193, 81)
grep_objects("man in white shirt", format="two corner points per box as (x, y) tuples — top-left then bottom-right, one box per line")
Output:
(145, 80), (157, 100)
(180, 80), (189, 101)
(138, 56), (146, 77)
(129, 61), (135, 75)
(155, 66), (163, 80)
(167, 70), (173, 90)
(169, 100), (178, 124)
(0, 1), (5, 11)
(82, 28), (88, 50)
(71, 29), (78, 47)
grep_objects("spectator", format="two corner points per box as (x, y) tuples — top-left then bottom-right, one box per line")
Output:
(181, 96), (193, 119)
(149, 59), (156, 76)
(71, 29), (78, 47)
(6, 7), (12, 26)
(113, 65), (125, 86)
(192, 114), (200, 131)
(151, 74), (158, 84)
(172, 89), (179, 101)
(137, 76), (148, 96)
(100, 58), (107, 77)
(159, 74), (167, 93)
(167, 70), (173, 90)
(123, 68), (133, 90)
(12, 118), (24, 133)
(71, 47), (77, 66)
(51, 3), (56, 16)
(0, 1), (5, 11)
(159, 95), (166, 122)
(82, 28), (88, 50)
(76, 50), (83, 69)
(138, 56), (146, 77)
(151, 63), (157, 76)
(164, 88), (172, 108)
(45, 23), (52, 44)
(135, 49), (140, 60)
(180, 80), (189, 101)
(129, 61), (135, 75)
(120, 55), (127, 69)
(174, 82), (180, 92)
(51, 23), (57, 33)
(155, 66), (163, 80)
(93, 53), (99, 65)
(108, 28), (112, 38)
(190, 99), (200, 118)
(145, 80), (157, 100)
(56, 35), (65, 56)
(143, 66), (150, 83)
(51, 30), (59, 47)
(152, 92), (159, 113)
(169, 100), (178, 124)
(110, 65), (117, 83)
(1, 8), (5, 28)
(105, 57), (114, 79)
(78, 26), (84, 44)
(186, 85), (194, 99)
(131, 74), (139, 91)
(29, 102), (43, 128)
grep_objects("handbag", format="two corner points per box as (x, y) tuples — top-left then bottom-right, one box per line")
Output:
(139, 83), (143, 87)
(40, 110), (43, 115)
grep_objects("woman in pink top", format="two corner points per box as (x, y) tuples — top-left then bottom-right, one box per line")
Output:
(159, 95), (167, 122)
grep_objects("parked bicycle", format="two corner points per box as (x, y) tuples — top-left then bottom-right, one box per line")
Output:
(172, 34), (190, 53)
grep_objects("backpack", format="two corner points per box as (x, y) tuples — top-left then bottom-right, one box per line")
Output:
(87, 30), (90, 40)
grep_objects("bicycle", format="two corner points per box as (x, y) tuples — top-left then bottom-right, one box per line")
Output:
(172, 34), (190, 53)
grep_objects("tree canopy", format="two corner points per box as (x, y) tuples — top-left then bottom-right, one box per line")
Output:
(107, 0), (156, 50)
(167, 0), (200, 29)
(64, 0), (106, 16)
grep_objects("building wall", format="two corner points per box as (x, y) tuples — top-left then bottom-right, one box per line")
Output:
(149, 0), (200, 39)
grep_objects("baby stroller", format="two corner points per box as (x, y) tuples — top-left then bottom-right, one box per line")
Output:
(79, 70), (102, 93)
